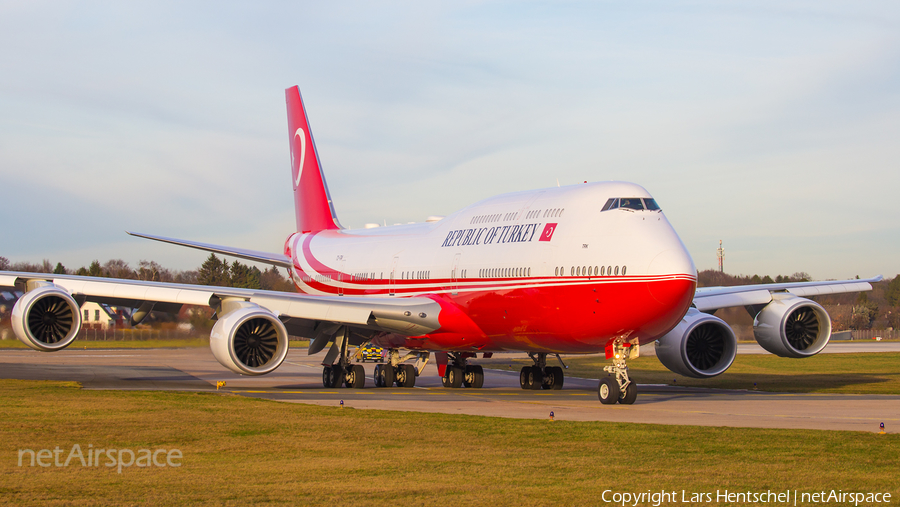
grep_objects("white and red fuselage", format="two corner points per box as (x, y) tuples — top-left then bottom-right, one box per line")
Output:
(282, 181), (697, 354)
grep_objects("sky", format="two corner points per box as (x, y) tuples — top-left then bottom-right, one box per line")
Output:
(1, 1), (898, 280)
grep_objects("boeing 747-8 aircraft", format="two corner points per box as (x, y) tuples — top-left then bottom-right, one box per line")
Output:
(1, 86), (880, 404)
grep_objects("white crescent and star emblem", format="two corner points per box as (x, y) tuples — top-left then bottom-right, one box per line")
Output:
(293, 127), (306, 187)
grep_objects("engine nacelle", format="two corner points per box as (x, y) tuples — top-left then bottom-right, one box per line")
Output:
(11, 283), (82, 351)
(210, 300), (289, 375)
(753, 294), (831, 358)
(655, 308), (737, 378)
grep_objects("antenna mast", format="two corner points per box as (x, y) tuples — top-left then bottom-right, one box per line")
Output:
(716, 240), (725, 273)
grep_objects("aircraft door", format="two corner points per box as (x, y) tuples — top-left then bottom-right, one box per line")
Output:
(451, 253), (461, 295)
(389, 256), (398, 296)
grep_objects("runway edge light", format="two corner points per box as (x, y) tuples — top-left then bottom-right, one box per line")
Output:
(550, 411), (554, 421)
(880, 422), (885, 434)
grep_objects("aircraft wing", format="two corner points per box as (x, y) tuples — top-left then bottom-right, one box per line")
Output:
(692, 276), (882, 312)
(0, 271), (441, 338)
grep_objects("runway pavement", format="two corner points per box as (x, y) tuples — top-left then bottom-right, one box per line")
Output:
(1, 343), (897, 434)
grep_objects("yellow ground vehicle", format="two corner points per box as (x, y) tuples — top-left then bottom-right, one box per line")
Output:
(355, 343), (384, 363)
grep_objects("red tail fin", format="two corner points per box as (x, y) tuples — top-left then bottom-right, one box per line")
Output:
(285, 86), (341, 233)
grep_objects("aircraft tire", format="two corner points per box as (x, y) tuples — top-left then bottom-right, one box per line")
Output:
(373, 364), (383, 387)
(398, 364), (416, 388)
(447, 366), (463, 388)
(598, 377), (619, 404)
(528, 366), (542, 390)
(545, 366), (564, 390)
(471, 365), (484, 389)
(382, 364), (396, 387)
(347, 364), (365, 389)
(619, 382), (637, 404)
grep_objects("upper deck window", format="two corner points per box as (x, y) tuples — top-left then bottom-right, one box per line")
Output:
(602, 197), (661, 212)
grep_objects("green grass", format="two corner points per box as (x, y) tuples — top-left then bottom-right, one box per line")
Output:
(0, 380), (897, 506)
(481, 352), (900, 394)
(0, 339), (310, 349)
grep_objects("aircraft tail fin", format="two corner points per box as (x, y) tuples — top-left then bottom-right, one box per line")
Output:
(285, 86), (341, 233)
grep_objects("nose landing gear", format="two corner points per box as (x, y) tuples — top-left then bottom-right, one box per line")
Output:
(599, 339), (638, 405)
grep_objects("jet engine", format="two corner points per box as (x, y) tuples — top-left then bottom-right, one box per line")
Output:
(752, 294), (831, 358)
(209, 300), (289, 375)
(655, 308), (737, 378)
(11, 283), (82, 352)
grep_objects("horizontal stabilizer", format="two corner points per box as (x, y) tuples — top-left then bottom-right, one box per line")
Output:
(127, 231), (293, 268)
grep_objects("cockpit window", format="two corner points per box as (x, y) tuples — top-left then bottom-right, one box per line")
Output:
(602, 197), (661, 212)
(619, 198), (644, 210)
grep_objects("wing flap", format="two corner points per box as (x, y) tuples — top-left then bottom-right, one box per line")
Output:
(693, 289), (772, 312)
(786, 281), (873, 297)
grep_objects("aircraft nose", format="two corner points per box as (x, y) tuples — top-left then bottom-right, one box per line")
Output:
(648, 246), (696, 277)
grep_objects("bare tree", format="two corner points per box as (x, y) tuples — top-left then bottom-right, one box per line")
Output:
(102, 259), (134, 279)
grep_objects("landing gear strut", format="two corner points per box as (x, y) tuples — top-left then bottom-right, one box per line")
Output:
(320, 327), (365, 389)
(518, 353), (564, 390)
(599, 338), (638, 405)
(441, 352), (484, 389)
(374, 349), (428, 388)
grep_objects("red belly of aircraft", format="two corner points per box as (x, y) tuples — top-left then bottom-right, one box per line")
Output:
(380, 276), (696, 354)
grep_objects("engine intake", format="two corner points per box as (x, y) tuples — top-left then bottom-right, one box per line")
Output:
(11, 283), (82, 351)
(210, 300), (289, 375)
(655, 308), (737, 378)
(752, 294), (831, 358)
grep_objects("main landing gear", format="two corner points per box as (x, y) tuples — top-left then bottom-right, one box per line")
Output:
(321, 327), (366, 388)
(518, 352), (565, 390)
(598, 339), (638, 405)
(441, 352), (484, 389)
(374, 349), (429, 388)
